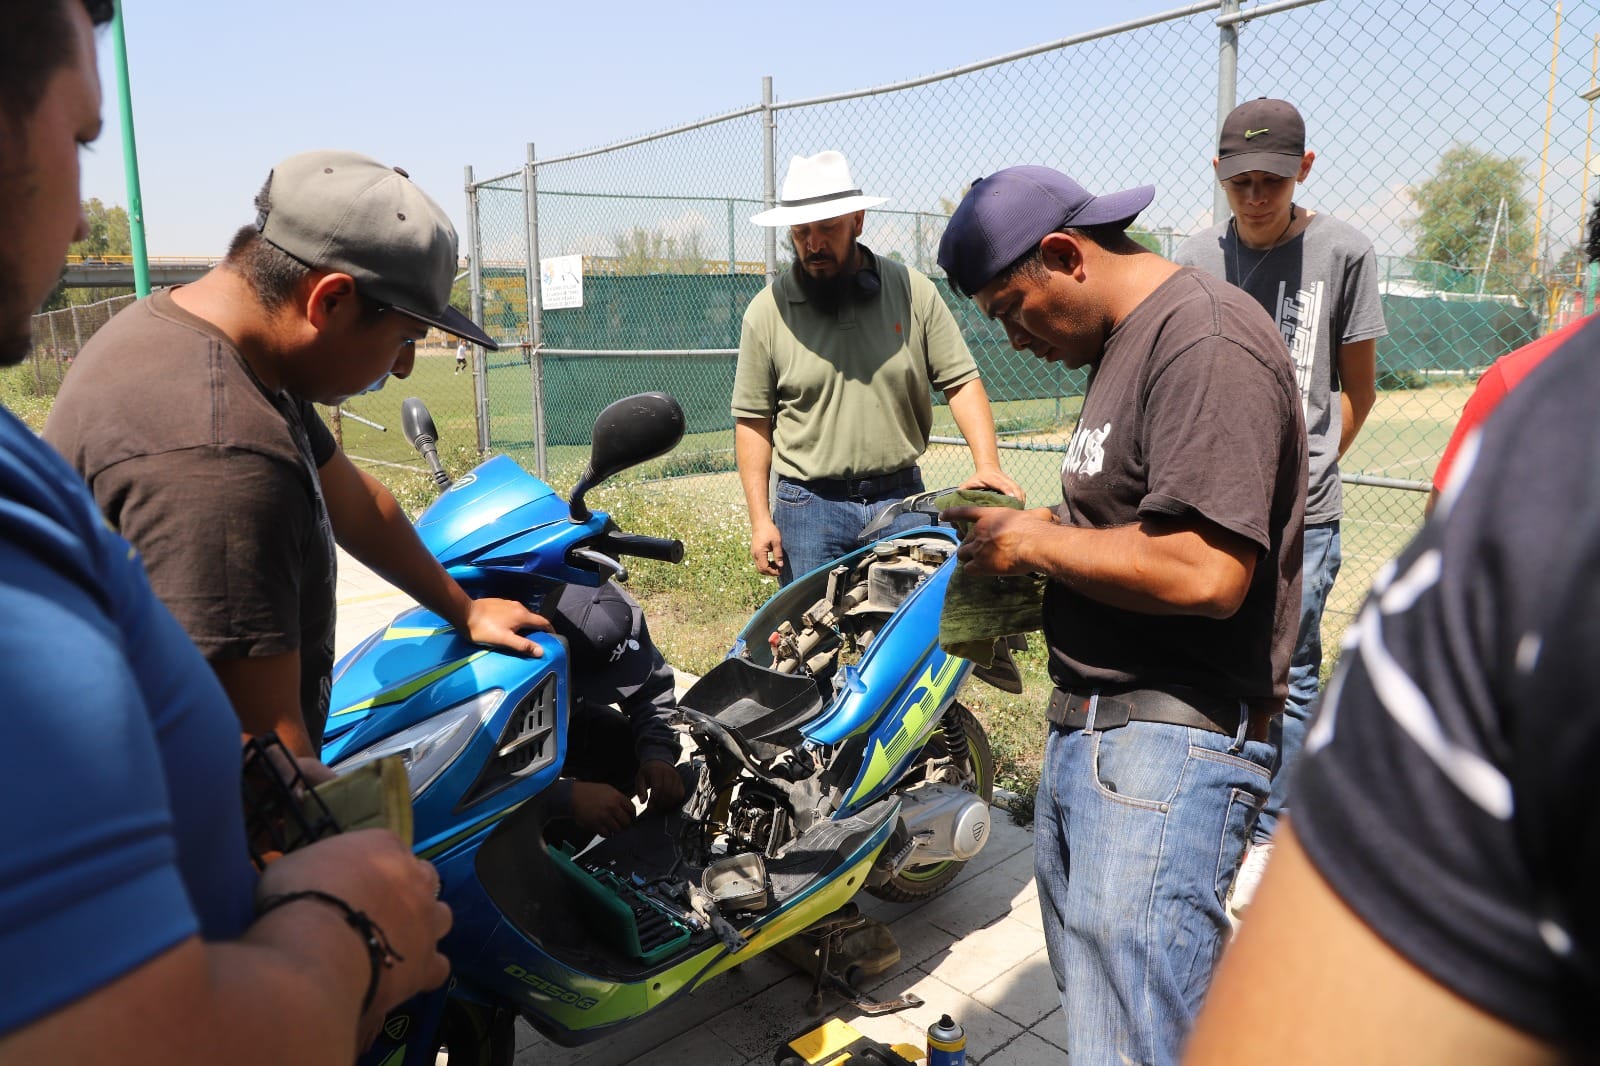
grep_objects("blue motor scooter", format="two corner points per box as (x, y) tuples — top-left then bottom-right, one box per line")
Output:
(331, 394), (999, 1064)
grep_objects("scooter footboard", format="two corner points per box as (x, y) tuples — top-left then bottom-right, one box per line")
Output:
(460, 795), (902, 1046)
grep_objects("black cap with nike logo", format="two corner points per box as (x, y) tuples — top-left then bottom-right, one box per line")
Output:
(1216, 98), (1306, 180)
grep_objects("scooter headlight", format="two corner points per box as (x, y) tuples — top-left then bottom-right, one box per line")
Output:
(331, 689), (504, 798)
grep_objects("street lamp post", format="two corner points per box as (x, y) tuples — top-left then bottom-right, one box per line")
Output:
(1534, 2), (1563, 278)
(1580, 55), (1599, 316)
(110, 1), (148, 297)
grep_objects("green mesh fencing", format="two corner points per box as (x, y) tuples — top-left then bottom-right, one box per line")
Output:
(537, 274), (763, 448)
(1379, 295), (1541, 376)
(465, 0), (1600, 644)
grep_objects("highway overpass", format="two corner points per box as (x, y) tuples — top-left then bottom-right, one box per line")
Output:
(61, 255), (220, 288)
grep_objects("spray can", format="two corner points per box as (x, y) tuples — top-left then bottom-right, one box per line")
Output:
(927, 1014), (966, 1066)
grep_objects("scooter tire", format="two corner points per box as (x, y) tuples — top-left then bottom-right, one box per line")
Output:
(436, 997), (516, 1066)
(866, 702), (995, 904)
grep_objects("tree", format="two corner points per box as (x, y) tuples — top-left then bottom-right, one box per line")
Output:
(936, 187), (969, 219)
(42, 198), (135, 310)
(1553, 240), (1588, 285)
(609, 227), (707, 274)
(1409, 145), (1534, 296)
(76, 198), (132, 259)
(894, 187), (973, 274)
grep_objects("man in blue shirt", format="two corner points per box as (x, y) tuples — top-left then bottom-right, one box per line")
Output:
(0, 4), (452, 1060)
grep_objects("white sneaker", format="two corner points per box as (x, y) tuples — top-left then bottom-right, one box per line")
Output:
(1227, 842), (1275, 924)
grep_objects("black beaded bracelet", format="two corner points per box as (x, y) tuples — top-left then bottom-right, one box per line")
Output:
(257, 889), (405, 1014)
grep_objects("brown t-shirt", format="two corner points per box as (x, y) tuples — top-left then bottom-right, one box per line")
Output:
(43, 289), (338, 748)
(1045, 268), (1307, 702)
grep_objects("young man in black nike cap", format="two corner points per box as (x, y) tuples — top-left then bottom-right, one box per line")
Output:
(1174, 99), (1387, 920)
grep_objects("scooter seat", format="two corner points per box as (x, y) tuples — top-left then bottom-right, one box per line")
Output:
(680, 658), (824, 749)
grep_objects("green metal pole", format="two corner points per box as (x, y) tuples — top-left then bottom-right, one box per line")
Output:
(111, 1), (149, 297)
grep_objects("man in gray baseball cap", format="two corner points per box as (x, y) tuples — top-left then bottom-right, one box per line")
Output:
(46, 150), (548, 757)
(254, 149), (497, 351)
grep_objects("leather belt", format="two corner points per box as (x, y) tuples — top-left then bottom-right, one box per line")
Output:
(785, 465), (920, 501)
(1047, 686), (1273, 742)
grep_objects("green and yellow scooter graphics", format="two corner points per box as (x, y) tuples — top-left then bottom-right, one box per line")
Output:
(330, 649), (490, 718)
(843, 651), (965, 809)
(324, 605), (570, 861)
(328, 602), (495, 719)
(693, 844), (886, 986)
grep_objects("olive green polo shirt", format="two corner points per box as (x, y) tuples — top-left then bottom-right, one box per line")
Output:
(731, 250), (979, 482)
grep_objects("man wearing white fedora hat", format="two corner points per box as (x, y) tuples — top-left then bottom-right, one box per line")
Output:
(733, 149), (1021, 584)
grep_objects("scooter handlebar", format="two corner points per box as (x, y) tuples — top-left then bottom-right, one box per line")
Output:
(593, 531), (685, 565)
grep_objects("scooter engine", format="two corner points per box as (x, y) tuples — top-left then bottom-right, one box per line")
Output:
(768, 538), (953, 675)
(724, 782), (794, 858)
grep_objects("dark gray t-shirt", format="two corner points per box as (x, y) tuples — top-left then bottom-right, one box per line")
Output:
(44, 290), (338, 749)
(1294, 319), (1600, 1045)
(1175, 214), (1387, 523)
(1045, 268), (1307, 702)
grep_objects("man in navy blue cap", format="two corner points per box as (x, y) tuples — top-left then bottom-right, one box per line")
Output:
(938, 167), (1306, 1065)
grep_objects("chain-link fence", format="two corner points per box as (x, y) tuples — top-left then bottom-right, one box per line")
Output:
(6, 295), (140, 426)
(29, 293), (137, 369)
(462, 0), (1598, 642)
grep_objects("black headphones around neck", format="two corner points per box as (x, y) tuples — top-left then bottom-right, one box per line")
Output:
(853, 265), (881, 299)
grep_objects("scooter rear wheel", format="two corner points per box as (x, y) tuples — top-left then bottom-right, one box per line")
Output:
(436, 997), (516, 1066)
(867, 702), (994, 903)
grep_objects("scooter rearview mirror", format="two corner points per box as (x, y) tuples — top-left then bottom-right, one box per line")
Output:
(400, 398), (451, 489)
(400, 398), (440, 453)
(571, 392), (686, 522)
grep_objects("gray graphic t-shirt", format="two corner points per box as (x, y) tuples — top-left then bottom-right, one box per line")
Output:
(1175, 214), (1387, 523)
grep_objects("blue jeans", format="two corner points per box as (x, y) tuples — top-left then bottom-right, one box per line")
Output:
(773, 470), (926, 585)
(1254, 520), (1341, 844)
(1034, 709), (1272, 1065)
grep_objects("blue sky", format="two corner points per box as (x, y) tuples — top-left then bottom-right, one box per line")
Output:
(82, 1), (1600, 275)
(82, 1), (1182, 255)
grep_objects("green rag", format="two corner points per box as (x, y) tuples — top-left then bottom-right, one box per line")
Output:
(935, 489), (1047, 667)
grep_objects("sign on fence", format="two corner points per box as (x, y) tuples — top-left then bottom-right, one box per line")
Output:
(540, 254), (584, 310)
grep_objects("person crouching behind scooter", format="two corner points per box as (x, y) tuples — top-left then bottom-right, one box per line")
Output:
(539, 580), (686, 846)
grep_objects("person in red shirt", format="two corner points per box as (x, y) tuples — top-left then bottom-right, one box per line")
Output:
(1428, 199), (1600, 516)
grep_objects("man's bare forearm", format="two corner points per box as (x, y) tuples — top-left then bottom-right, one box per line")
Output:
(734, 417), (776, 525)
(946, 378), (1004, 473)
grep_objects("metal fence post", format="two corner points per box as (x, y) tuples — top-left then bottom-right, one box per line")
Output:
(727, 198), (736, 274)
(28, 327), (42, 392)
(763, 76), (777, 284)
(1214, 0), (1241, 227)
(465, 165), (490, 455)
(69, 304), (82, 361)
(524, 142), (548, 480)
(47, 313), (60, 374)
